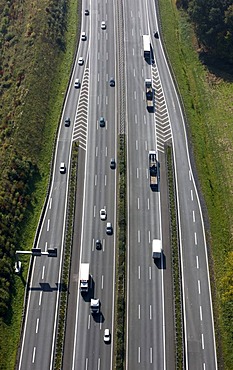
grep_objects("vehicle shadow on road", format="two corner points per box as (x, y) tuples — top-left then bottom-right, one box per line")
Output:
(153, 253), (166, 269)
(92, 311), (105, 324)
(29, 282), (59, 292)
(81, 276), (95, 302)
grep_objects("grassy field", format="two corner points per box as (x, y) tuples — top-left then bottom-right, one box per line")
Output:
(159, 0), (233, 368)
(0, 0), (79, 369)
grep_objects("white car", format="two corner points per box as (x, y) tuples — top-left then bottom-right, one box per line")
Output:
(100, 208), (107, 220)
(81, 32), (86, 41)
(74, 78), (80, 88)
(103, 328), (111, 343)
(60, 162), (66, 174)
(101, 21), (106, 29)
(78, 57), (84, 65)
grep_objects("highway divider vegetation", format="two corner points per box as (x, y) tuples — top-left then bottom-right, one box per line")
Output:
(166, 146), (183, 369)
(0, 0), (79, 368)
(160, 0), (233, 367)
(114, 134), (127, 370)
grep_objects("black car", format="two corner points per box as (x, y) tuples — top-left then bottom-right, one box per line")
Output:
(110, 158), (116, 169)
(96, 239), (102, 250)
(65, 117), (71, 127)
(99, 117), (105, 127)
(85, 9), (89, 15)
(154, 31), (159, 39)
(109, 78), (115, 87)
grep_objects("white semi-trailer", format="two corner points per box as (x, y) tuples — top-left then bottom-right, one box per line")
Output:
(143, 34), (151, 59)
(80, 263), (90, 292)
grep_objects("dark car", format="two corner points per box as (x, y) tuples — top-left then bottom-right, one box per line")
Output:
(65, 117), (71, 127)
(109, 77), (115, 87)
(96, 239), (102, 250)
(106, 222), (113, 235)
(110, 158), (116, 169)
(85, 9), (89, 15)
(154, 31), (159, 39)
(99, 117), (105, 127)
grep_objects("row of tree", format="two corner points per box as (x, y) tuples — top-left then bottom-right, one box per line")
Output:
(177, 0), (233, 65)
(0, 0), (69, 320)
(0, 154), (37, 316)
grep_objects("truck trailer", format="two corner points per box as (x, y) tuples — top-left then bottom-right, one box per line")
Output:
(145, 78), (154, 112)
(80, 263), (90, 292)
(152, 239), (162, 259)
(143, 35), (151, 60)
(149, 150), (158, 189)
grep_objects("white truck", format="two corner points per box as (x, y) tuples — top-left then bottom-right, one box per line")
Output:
(145, 78), (154, 112)
(143, 34), (151, 59)
(90, 298), (100, 314)
(152, 239), (162, 259)
(80, 263), (90, 292)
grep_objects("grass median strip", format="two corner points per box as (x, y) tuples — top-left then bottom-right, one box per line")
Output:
(166, 145), (183, 369)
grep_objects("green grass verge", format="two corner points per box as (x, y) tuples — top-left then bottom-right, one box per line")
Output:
(159, 0), (233, 367)
(0, 0), (79, 369)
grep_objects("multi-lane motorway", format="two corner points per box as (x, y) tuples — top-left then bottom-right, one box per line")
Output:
(17, 0), (217, 369)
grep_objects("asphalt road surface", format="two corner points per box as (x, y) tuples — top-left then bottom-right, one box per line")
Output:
(17, 0), (217, 369)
